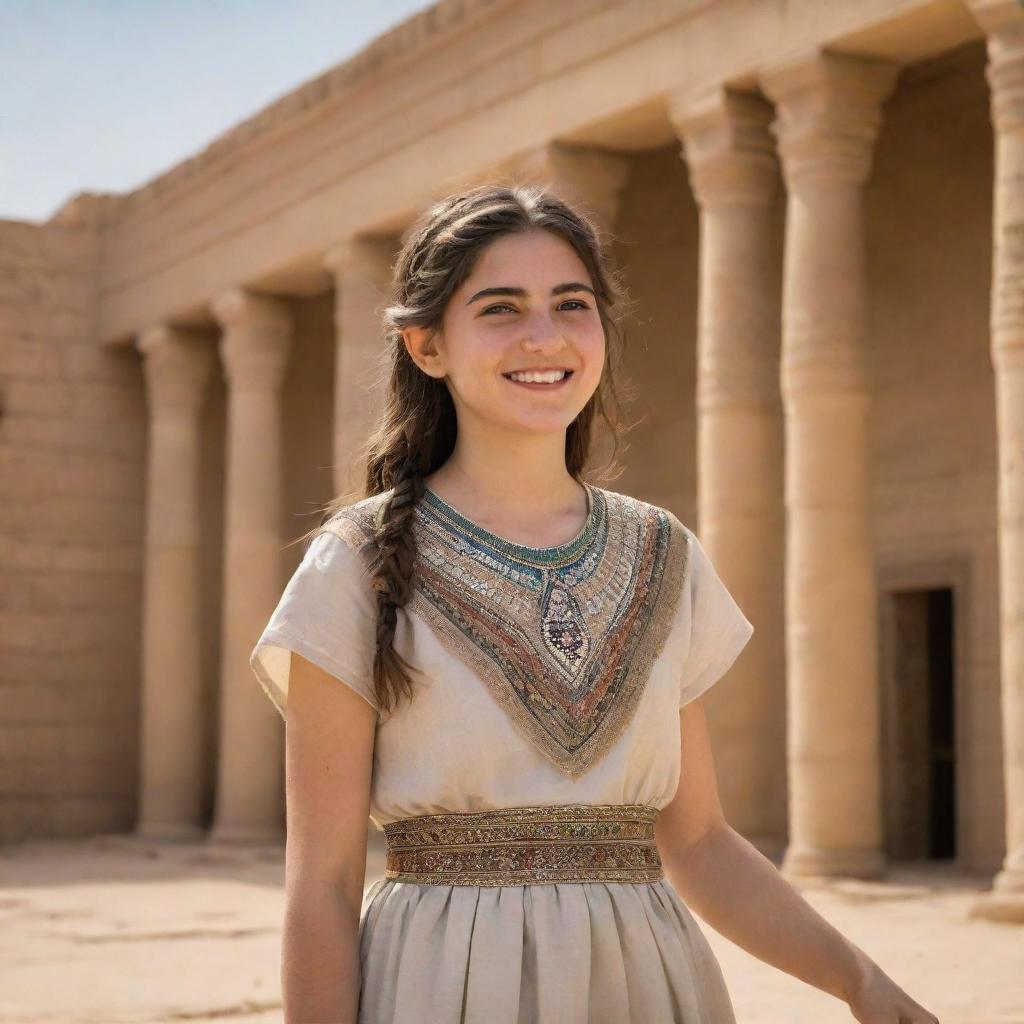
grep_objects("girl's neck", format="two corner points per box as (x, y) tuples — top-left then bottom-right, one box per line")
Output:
(422, 464), (589, 550)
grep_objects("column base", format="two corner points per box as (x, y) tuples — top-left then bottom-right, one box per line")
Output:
(135, 819), (205, 843)
(208, 821), (284, 845)
(968, 864), (1024, 923)
(780, 843), (886, 880)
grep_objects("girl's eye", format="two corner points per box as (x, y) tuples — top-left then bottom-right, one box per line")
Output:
(481, 299), (590, 315)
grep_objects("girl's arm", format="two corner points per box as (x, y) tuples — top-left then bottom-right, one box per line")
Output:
(280, 652), (378, 1024)
(655, 696), (939, 1024)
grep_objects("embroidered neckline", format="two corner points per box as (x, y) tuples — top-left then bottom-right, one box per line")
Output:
(420, 481), (599, 568)
(329, 485), (689, 780)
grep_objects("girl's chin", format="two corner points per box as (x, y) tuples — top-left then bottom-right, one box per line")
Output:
(483, 411), (583, 435)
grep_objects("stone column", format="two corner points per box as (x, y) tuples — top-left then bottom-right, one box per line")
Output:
(967, 0), (1024, 923)
(760, 50), (900, 879)
(209, 289), (293, 843)
(134, 325), (215, 840)
(323, 237), (394, 498)
(668, 85), (787, 857)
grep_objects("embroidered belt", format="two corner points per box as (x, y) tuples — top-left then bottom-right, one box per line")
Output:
(382, 803), (664, 886)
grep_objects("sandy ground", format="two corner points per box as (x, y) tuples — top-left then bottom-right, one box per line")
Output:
(0, 832), (1020, 1024)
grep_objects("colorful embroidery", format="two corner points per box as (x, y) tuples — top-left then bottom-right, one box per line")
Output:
(382, 803), (664, 886)
(330, 483), (689, 779)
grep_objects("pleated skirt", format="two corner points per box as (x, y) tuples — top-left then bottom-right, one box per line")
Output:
(356, 876), (736, 1023)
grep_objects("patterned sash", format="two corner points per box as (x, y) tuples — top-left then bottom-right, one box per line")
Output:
(382, 803), (664, 886)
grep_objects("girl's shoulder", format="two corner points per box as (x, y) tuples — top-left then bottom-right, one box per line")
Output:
(591, 483), (694, 544)
(320, 489), (393, 551)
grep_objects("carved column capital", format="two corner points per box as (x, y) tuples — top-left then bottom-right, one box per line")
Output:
(967, 0), (1024, 36)
(136, 324), (215, 419)
(759, 49), (901, 191)
(211, 288), (291, 333)
(969, 1), (1024, 136)
(668, 84), (779, 209)
(324, 235), (395, 282)
(494, 141), (630, 237)
(211, 288), (292, 392)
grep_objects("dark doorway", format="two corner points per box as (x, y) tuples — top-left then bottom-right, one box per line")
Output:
(882, 587), (957, 861)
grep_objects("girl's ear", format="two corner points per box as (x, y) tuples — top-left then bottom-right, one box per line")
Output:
(402, 325), (445, 379)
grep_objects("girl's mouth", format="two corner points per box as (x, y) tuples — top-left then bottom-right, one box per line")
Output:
(502, 370), (574, 390)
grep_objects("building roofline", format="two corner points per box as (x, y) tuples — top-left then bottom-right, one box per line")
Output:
(49, 0), (510, 226)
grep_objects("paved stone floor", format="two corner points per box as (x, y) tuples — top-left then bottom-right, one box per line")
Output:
(0, 832), (1020, 1023)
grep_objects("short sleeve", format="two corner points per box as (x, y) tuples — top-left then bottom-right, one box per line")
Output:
(679, 527), (755, 709)
(249, 526), (381, 720)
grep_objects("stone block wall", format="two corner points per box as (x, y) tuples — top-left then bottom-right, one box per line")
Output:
(0, 208), (146, 841)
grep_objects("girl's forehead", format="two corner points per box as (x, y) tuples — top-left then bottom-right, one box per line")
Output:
(463, 235), (591, 290)
(476, 230), (577, 263)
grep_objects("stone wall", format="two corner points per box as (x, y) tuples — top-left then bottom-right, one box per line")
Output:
(0, 211), (146, 841)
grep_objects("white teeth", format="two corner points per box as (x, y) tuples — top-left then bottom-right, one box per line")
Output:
(507, 370), (568, 384)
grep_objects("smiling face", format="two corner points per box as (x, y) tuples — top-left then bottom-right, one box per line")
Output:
(405, 228), (606, 439)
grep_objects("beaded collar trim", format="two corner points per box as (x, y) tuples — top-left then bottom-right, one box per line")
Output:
(382, 803), (664, 886)
(420, 481), (599, 568)
(331, 483), (689, 779)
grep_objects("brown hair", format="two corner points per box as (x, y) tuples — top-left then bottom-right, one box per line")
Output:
(297, 181), (638, 714)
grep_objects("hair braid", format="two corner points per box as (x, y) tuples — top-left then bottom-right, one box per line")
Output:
(364, 449), (425, 711)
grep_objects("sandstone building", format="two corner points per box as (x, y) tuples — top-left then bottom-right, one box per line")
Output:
(1, 0), (1022, 922)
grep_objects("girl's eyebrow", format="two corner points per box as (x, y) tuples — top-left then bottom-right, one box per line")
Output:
(465, 282), (596, 305)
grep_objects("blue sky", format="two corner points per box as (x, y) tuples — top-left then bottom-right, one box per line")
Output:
(1, 0), (434, 223)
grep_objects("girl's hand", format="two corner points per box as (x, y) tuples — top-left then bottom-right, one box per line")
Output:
(845, 957), (940, 1024)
